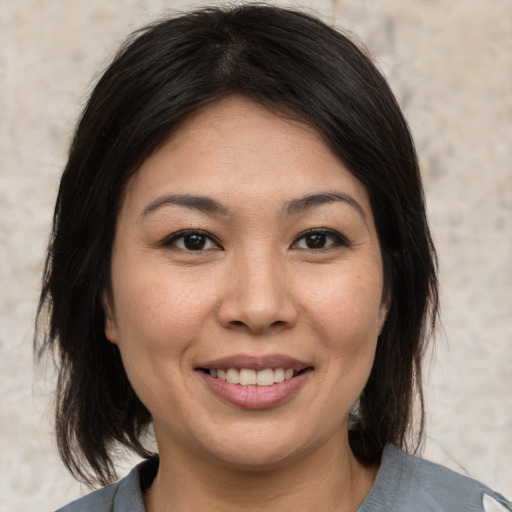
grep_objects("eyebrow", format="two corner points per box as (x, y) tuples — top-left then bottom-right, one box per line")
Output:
(140, 194), (230, 219)
(140, 190), (366, 222)
(283, 191), (367, 222)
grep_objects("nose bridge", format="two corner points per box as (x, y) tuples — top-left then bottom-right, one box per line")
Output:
(218, 242), (297, 333)
(241, 244), (282, 307)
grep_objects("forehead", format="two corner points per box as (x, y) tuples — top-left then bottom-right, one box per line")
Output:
(121, 96), (372, 218)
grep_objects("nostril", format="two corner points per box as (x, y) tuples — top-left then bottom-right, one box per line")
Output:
(228, 319), (289, 332)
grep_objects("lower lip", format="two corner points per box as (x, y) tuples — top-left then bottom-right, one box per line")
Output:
(198, 370), (311, 409)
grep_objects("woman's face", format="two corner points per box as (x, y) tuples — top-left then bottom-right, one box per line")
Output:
(105, 96), (388, 469)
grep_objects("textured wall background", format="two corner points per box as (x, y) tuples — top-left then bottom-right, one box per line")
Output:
(0, 1), (510, 510)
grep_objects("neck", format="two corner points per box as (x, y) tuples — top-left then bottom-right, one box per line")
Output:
(144, 430), (378, 512)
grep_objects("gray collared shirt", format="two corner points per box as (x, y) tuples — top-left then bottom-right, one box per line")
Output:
(56, 444), (511, 511)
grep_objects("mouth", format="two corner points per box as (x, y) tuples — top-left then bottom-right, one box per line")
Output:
(197, 366), (313, 387)
(195, 355), (314, 407)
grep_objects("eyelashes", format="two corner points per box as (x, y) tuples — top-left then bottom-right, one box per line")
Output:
(162, 228), (350, 252)
(291, 229), (350, 250)
(162, 229), (222, 251)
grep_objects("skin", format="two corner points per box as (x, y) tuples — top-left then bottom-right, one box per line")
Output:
(105, 96), (388, 512)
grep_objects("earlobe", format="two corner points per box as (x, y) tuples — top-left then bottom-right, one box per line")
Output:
(378, 298), (390, 335)
(104, 317), (118, 344)
(102, 292), (119, 344)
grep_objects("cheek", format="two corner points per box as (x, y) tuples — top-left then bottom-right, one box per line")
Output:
(304, 266), (384, 337)
(109, 271), (211, 411)
(301, 265), (384, 383)
(112, 259), (214, 342)
(108, 268), (216, 403)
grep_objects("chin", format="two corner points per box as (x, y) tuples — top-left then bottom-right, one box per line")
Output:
(197, 425), (327, 472)
(211, 446), (302, 472)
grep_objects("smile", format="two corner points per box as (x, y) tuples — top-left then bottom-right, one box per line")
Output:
(196, 355), (313, 408)
(205, 367), (308, 386)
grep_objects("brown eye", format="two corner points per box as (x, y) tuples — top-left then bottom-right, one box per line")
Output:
(293, 229), (347, 250)
(304, 232), (327, 249)
(183, 233), (207, 250)
(164, 230), (221, 251)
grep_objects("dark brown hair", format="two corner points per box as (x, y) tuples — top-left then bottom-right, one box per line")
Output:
(36, 4), (438, 487)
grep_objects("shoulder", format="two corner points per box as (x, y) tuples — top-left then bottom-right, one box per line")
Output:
(55, 482), (120, 512)
(360, 444), (511, 512)
(55, 457), (159, 512)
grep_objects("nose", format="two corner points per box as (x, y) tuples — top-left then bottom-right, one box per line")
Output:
(216, 249), (299, 335)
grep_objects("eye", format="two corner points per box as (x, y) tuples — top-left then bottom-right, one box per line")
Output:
(163, 230), (221, 251)
(292, 229), (348, 250)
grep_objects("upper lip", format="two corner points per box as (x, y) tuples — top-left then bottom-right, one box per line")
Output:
(195, 354), (312, 372)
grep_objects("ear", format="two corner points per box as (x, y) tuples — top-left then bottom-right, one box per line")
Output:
(102, 291), (119, 344)
(378, 299), (390, 335)
(377, 282), (391, 334)
(379, 254), (394, 334)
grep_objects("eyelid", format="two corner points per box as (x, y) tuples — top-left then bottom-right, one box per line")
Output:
(161, 229), (223, 250)
(291, 228), (350, 249)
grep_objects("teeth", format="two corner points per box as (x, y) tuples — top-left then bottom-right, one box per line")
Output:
(209, 367), (302, 386)
(239, 369), (256, 385)
(256, 368), (274, 387)
(226, 368), (239, 384)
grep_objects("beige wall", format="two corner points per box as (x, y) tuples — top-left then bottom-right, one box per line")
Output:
(1, 1), (510, 510)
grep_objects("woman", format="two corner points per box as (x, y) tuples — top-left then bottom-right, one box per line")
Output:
(35, 4), (511, 511)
